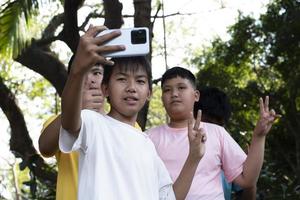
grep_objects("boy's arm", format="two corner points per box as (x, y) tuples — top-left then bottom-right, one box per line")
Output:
(173, 111), (206, 200)
(234, 96), (280, 188)
(238, 186), (257, 200)
(61, 26), (124, 136)
(39, 87), (104, 157)
(39, 115), (61, 157)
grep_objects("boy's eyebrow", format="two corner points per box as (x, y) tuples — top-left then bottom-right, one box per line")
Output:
(91, 66), (103, 71)
(115, 71), (148, 78)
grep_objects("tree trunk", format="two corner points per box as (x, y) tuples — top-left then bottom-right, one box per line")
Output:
(0, 77), (57, 185)
(103, 0), (124, 29)
(133, 0), (152, 130)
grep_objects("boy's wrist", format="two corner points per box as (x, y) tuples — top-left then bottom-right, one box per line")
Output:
(186, 153), (202, 165)
(251, 133), (267, 143)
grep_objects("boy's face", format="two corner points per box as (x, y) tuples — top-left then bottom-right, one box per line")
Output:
(82, 65), (105, 112)
(162, 76), (199, 121)
(84, 64), (104, 90)
(104, 64), (151, 119)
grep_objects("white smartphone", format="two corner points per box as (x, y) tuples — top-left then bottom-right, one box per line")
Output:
(97, 27), (149, 58)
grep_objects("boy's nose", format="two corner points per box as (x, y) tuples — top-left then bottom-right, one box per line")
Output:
(126, 80), (136, 93)
(171, 89), (179, 97)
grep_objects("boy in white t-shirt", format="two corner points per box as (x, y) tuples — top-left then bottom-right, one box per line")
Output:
(58, 26), (205, 200)
(147, 67), (280, 200)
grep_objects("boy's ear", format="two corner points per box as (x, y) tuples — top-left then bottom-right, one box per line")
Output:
(101, 84), (109, 97)
(146, 90), (152, 101)
(195, 89), (200, 102)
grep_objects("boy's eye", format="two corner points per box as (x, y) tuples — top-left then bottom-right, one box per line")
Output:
(94, 72), (103, 76)
(162, 88), (170, 93)
(178, 86), (186, 90)
(117, 77), (126, 81)
(137, 79), (146, 84)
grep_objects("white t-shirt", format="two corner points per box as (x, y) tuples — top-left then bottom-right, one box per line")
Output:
(59, 110), (174, 200)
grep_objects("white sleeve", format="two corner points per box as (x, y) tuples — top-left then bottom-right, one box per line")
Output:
(59, 110), (89, 154)
(156, 154), (175, 200)
(159, 184), (176, 200)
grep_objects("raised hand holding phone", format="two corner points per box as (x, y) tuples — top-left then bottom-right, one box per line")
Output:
(71, 25), (125, 74)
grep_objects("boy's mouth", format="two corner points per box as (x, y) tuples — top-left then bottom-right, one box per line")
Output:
(124, 96), (138, 103)
(170, 100), (182, 104)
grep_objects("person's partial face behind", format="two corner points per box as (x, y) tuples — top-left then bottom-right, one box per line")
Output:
(105, 62), (151, 119)
(162, 76), (199, 121)
(82, 64), (105, 113)
(84, 64), (104, 89)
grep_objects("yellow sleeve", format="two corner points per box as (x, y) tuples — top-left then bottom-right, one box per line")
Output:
(134, 122), (142, 130)
(41, 114), (60, 133)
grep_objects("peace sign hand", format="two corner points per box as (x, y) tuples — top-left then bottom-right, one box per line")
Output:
(254, 96), (281, 137)
(188, 110), (206, 162)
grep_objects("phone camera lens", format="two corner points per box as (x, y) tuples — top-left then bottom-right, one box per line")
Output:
(131, 29), (147, 44)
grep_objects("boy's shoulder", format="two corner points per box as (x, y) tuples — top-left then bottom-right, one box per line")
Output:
(201, 121), (232, 139)
(201, 121), (225, 130)
(146, 124), (168, 135)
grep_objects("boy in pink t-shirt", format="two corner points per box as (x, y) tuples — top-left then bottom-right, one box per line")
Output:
(147, 67), (280, 200)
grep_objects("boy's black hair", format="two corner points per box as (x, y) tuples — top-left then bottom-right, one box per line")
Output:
(102, 56), (152, 91)
(161, 66), (196, 88)
(194, 87), (231, 126)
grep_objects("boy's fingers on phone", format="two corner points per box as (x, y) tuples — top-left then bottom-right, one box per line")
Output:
(94, 30), (121, 44)
(97, 45), (125, 54)
(86, 25), (108, 37)
(94, 55), (114, 66)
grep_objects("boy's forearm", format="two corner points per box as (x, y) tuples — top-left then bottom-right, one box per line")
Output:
(238, 135), (266, 188)
(61, 72), (85, 136)
(173, 155), (200, 200)
(240, 185), (257, 200)
(39, 115), (61, 157)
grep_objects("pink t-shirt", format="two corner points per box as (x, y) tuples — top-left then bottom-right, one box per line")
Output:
(147, 122), (247, 200)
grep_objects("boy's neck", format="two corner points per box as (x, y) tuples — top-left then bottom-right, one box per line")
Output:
(107, 112), (137, 127)
(168, 119), (188, 128)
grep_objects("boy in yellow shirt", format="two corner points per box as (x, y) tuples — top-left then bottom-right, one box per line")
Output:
(39, 60), (105, 200)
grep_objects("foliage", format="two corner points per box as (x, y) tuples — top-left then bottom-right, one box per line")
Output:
(147, 84), (167, 129)
(0, 0), (40, 58)
(191, 0), (300, 198)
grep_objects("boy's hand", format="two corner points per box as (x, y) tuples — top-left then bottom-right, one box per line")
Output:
(71, 25), (125, 75)
(188, 110), (206, 162)
(253, 96), (281, 137)
(82, 88), (104, 113)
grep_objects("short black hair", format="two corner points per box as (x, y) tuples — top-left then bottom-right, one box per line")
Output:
(161, 66), (196, 88)
(103, 56), (152, 91)
(194, 87), (231, 126)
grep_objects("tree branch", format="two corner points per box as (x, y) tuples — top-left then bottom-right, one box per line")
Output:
(103, 0), (123, 28)
(61, 0), (84, 52)
(15, 45), (67, 96)
(0, 77), (57, 185)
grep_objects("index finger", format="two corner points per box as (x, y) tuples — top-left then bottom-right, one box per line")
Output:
(85, 25), (108, 37)
(264, 96), (269, 113)
(194, 110), (202, 130)
(259, 97), (264, 114)
(188, 112), (195, 135)
(94, 29), (122, 46)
